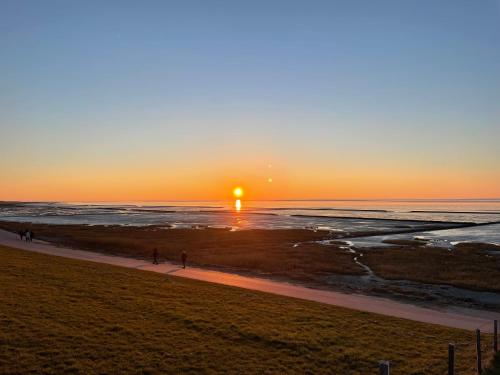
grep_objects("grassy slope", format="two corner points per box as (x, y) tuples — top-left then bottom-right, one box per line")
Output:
(0, 245), (495, 374)
(362, 243), (500, 293)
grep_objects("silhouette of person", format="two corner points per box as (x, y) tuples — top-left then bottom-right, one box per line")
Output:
(18, 230), (24, 240)
(153, 248), (159, 265)
(25, 230), (31, 242)
(30, 231), (35, 242)
(181, 250), (187, 269)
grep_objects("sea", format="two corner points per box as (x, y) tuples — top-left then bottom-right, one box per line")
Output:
(1, 199), (500, 246)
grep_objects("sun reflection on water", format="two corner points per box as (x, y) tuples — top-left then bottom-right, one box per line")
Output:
(235, 199), (242, 211)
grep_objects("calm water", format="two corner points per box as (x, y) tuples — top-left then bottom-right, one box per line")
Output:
(348, 223), (500, 248)
(1, 199), (500, 244)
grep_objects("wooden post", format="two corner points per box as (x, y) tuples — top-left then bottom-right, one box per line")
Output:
(379, 361), (390, 375)
(476, 329), (482, 374)
(494, 320), (498, 353)
(448, 343), (455, 375)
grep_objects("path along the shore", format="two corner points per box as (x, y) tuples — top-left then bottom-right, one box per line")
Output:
(1, 229), (498, 332)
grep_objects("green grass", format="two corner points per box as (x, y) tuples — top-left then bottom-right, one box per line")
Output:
(0, 245), (496, 374)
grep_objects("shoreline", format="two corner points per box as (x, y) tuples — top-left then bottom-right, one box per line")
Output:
(1, 221), (499, 312)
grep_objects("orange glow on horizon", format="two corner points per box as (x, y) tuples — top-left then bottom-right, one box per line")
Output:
(0, 159), (498, 201)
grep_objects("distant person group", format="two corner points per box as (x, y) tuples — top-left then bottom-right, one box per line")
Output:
(152, 248), (188, 269)
(18, 229), (35, 242)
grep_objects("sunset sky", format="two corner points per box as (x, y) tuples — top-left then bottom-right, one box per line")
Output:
(1, 1), (499, 201)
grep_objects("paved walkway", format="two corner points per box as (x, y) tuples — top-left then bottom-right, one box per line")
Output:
(1, 229), (498, 332)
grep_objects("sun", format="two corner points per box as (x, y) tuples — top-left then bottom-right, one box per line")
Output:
(233, 187), (244, 198)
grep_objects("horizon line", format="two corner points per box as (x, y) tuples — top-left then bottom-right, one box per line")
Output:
(2, 198), (500, 204)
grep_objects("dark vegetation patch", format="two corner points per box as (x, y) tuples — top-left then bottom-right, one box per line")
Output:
(362, 245), (500, 292)
(485, 353), (500, 375)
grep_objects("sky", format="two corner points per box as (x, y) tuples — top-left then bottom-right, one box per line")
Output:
(1, 0), (499, 201)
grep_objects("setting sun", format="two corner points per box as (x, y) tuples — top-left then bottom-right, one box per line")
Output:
(233, 187), (244, 198)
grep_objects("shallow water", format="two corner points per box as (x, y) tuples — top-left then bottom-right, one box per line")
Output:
(1, 200), (500, 243)
(348, 223), (500, 248)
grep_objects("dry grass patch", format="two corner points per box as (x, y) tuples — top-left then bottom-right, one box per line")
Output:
(0, 245), (495, 374)
(0, 222), (364, 285)
(362, 244), (500, 292)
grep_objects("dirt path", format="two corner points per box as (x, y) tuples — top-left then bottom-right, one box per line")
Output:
(1, 229), (498, 332)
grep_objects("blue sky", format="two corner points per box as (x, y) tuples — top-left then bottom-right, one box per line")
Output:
(1, 1), (499, 200)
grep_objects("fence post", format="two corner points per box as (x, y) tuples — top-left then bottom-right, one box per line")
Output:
(448, 343), (455, 375)
(494, 320), (498, 353)
(379, 360), (390, 375)
(476, 329), (482, 374)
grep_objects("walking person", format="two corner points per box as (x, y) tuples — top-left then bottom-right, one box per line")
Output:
(25, 230), (31, 243)
(153, 248), (159, 265)
(181, 250), (187, 269)
(18, 230), (24, 240)
(30, 231), (35, 242)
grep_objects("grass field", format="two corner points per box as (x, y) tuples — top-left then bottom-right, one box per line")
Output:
(0, 222), (365, 284)
(1, 245), (497, 374)
(2, 222), (499, 296)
